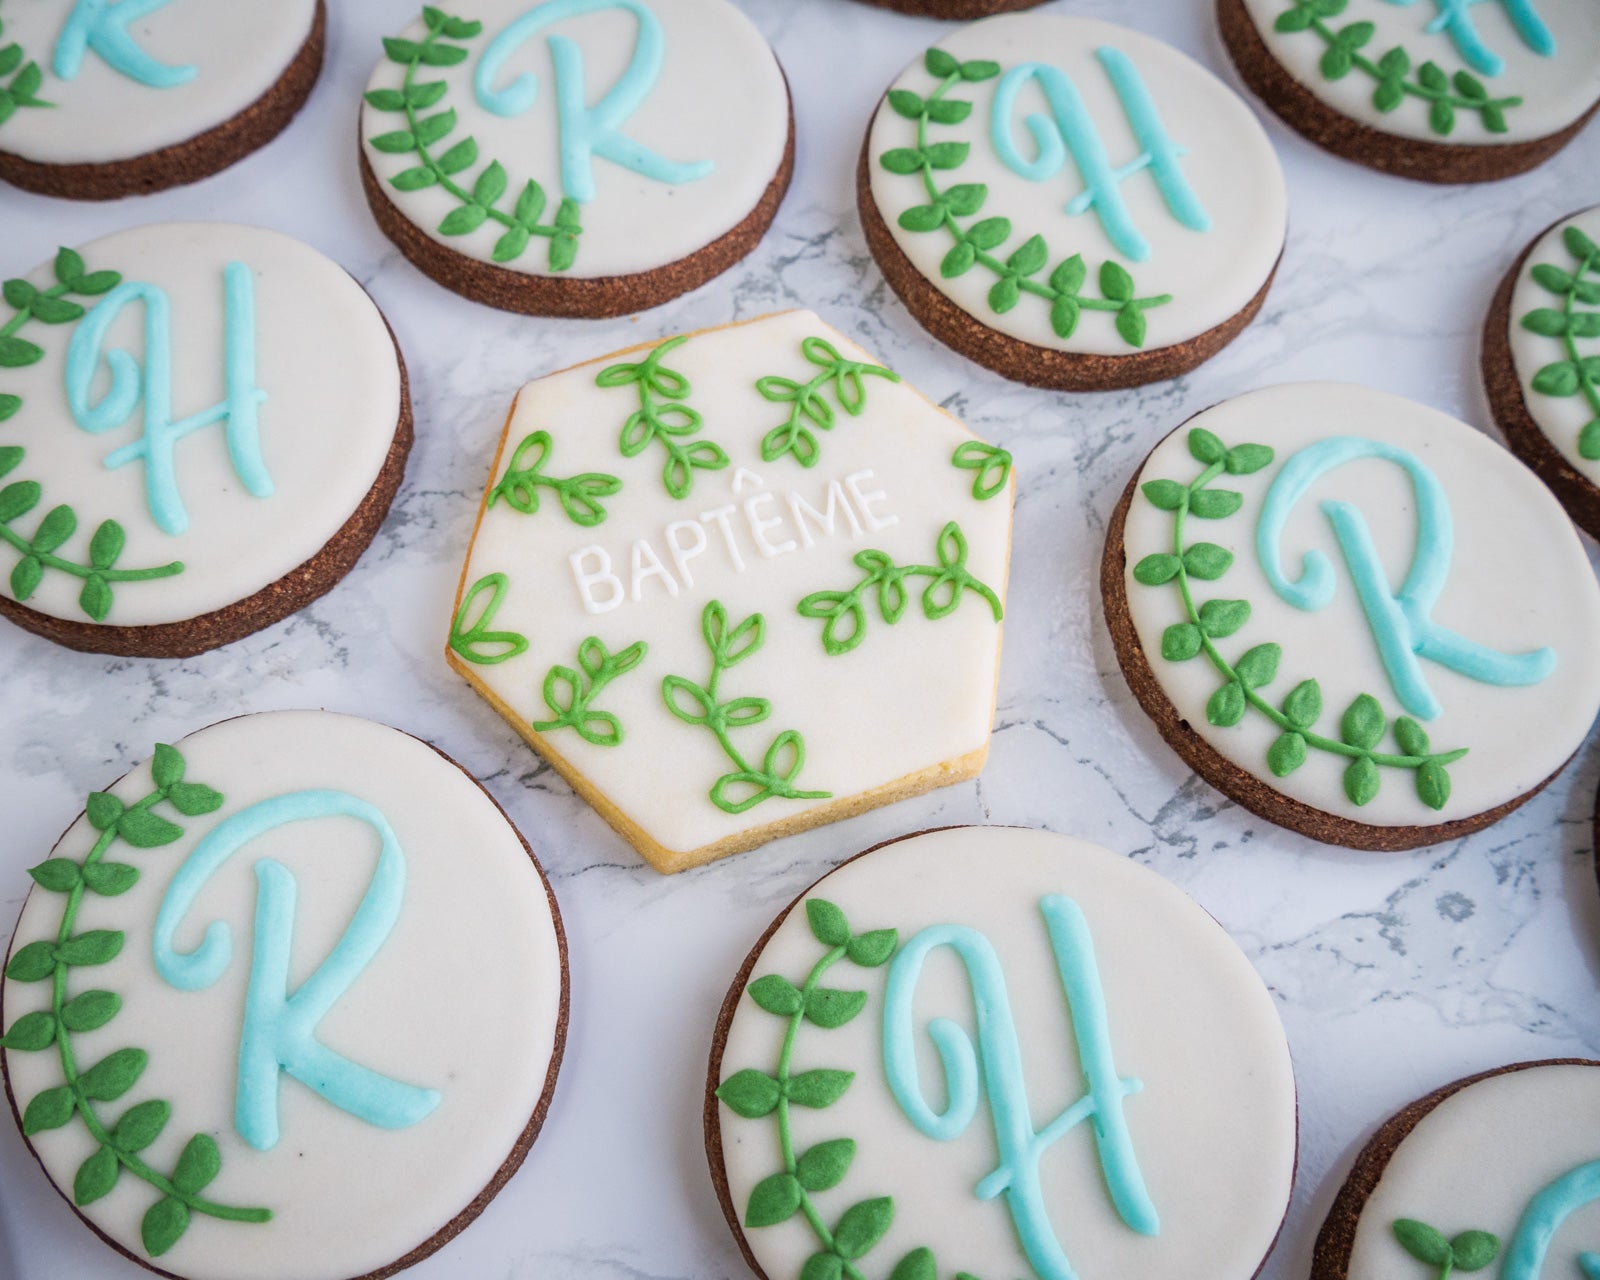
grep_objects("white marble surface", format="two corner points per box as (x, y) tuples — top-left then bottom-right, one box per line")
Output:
(1, 2), (1598, 1278)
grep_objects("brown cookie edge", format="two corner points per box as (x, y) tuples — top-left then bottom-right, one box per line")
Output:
(850, 0), (1047, 16)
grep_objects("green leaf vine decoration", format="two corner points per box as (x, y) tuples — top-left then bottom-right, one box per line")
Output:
(1522, 223), (1600, 460)
(757, 337), (900, 469)
(488, 429), (622, 527)
(879, 48), (1171, 350)
(595, 335), (729, 498)
(532, 636), (647, 746)
(662, 600), (831, 814)
(798, 522), (1002, 657)
(0, 9), (50, 129)
(1392, 1218), (1499, 1280)
(449, 571), (530, 665)
(0, 744), (271, 1257)
(0, 249), (184, 620)
(367, 7), (582, 269)
(1273, 0), (1521, 135)
(1132, 428), (1466, 809)
(950, 440), (1011, 501)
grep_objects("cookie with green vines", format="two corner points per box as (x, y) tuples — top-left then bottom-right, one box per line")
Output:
(358, 0), (794, 318)
(1103, 381), (1600, 849)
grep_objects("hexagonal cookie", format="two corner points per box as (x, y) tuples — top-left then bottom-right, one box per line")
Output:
(447, 311), (1013, 872)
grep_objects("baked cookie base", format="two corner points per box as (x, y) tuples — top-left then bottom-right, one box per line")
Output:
(0, 1), (325, 201)
(849, 0), (1047, 17)
(1217, 0), (1600, 184)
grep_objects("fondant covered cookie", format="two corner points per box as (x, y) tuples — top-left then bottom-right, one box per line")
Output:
(707, 826), (1298, 1280)
(1104, 382), (1600, 848)
(0, 711), (567, 1280)
(860, 14), (1286, 390)
(360, 0), (793, 318)
(447, 311), (1013, 873)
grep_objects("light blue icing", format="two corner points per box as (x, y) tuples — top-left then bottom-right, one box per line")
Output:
(53, 0), (196, 87)
(1255, 436), (1555, 722)
(1502, 1159), (1600, 1280)
(472, 0), (712, 204)
(152, 789), (441, 1151)
(989, 46), (1209, 264)
(882, 894), (1156, 1280)
(1382, 0), (1555, 77)
(64, 261), (271, 537)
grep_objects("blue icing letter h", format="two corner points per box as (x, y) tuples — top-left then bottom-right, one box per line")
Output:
(53, 0), (197, 87)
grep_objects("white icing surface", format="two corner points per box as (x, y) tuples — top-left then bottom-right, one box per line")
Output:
(1120, 381), (1600, 827)
(1237, 0), (1600, 146)
(715, 827), (1297, 1280)
(0, 0), (317, 165)
(360, 0), (790, 280)
(0, 222), (402, 629)
(453, 309), (1012, 862)
(866, 14), (1287, 357)
(1507, 204), (1600, 485)
(0, 710), (564, 1280)
(1345, 1063), (1600, 1279)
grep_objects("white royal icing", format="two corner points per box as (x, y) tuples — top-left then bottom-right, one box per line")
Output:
(450, 310), (1012, 867)
(865, 14), (1286, 358)
(1120, 381), (1600, 828)
(0, 222), (403, 631)
(714, 827), (1298, 1280)
(1, 711), (565, 1280)
(0, 0), (317, 166)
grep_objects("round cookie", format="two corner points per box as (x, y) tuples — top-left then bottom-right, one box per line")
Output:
(1484, 206), (1600, 540)
(859, 14), (1286, 391)
(0, 1), (323, 200)
(359, 0), (793, 319)
(706, 826), (1298, 1280)
(1103, 381), (1600, 849)
(1219, 0), (1600, 183)
(1312, 1060), (1600, 1280)
(0, 222), (411, 658)
(0, 710), (568, 1280)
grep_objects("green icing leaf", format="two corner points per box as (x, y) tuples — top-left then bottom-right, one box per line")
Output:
(1450, 1230), (1499, 1271)
(28, 858), (81, 892)
(79, 1047), (147, 1101)
(141, 1196), (190, 1257)
(801, 1254), (844, 1280)
(23, 1084), (75, 1134)
(6, 940), (55, 982)
(1416, 760), (1451, 810)
(787, 1069), (854, 1108)
(804, 987), (867, 1029)
(834, 1197), (894, 1259)
(150, 743), (184, 789)
(60, 990), (120, 1032)
(74, 1145), (119, 1206)
(166, 782), (224, 817)
(173, 1133), (222, 1195)
(795, 1139), (855, 1193)
(1234, 643), (1280, 689)
(1341, 693), (1386, 750)
(1207, 680), (1246, 727)
(55, 930), (123, 966)
(749, 974), (804, 1016)
(889, 1249), (938, 1280)
(112, 1099), (171, 1153)
(1394, 1219), (1452, 1266)
(807, 898), (850, 947)
(0, 1009), (55, 1051)
(1268, 732), (1307, 777)
(117, 809), (183, 848)
(1282, 679), (1322, 729)
(846, 929), (896, 967)
(1345, 754), (1380, 806)
(86, 791), (124, 830)
(745, 1172), (802, 1228)
(717, 1069), (782, 1118)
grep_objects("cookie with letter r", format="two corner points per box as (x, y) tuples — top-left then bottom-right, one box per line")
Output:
(706, 826), (1298, 1280)
(1312, 1060), (1600, 1280)
(1103, 382), (1600, 849)
(0, 710), (568, 1280)
(0, 222), (412, 658)
(0, 0), (323, 200)
(360, 0), (793, 318)
(860, 14), (1286, 391)
(447, 310), (1013, 873)
(1219, 0), (1600, 183)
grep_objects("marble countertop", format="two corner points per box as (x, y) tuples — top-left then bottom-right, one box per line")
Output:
(2, 1), (1599, 1278)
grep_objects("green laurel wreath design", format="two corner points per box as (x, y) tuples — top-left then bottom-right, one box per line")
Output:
(367, 7), (582, 269)
(1273, 0), (1521, 135)
(879, 48), (1171, 350)
(951, 441), (1011, 501)
(1392, 1218), (1500, 1280)
(0, 248), (185, 620)
(1521, 222), (1600, 460)
(488, 429), (622, 527)
(0, 8), (50, 129)
(449, 571), (530, 665)
(1132, 427), (1467, 809)
(596, 335), (729, 498)
(757, 337), (900, 469)
(0, 744), (271, 1257)
(532, 635), (648, 746)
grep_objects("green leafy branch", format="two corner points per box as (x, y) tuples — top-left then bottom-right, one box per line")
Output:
(595, 335), (729, 498)
(367, 7), (581, 269)
(531, 636), (647, 746)
(757, 337), (900, 469)
(488, 429), (622, 527)
(798, 522), (1002, 657)
(879, 48), (1171, 350)
(662, 601), (831, 814)
(1, 745), (270, 1257)
(0, 10), (50, 129)
(1132, 427), (1466, 809)
(1274, 0), (1521, 135)
(951, 440), (1011, 501)
(449, 571), (530, 665)
(0, 248), (183, 620)
(1392, 1218), (1499, 1280)
(1522, 222), (1600, 460)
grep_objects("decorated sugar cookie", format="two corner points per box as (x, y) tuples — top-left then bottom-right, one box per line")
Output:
(706, 826), (1298, 1280)
(447, 310), (1013, 873)
(1103, 382), (1600, 848)
(0, 1), (323, 200)
(1313, 1060), (1600, 1280)
(0, 222), (411, 658)
(360, 0), (793, 318)
(0, 711), (567, 1280)
(859, 14), (1286, 391)
(849, 0), (1047, 17)
(1219, 0), (1600, 183)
